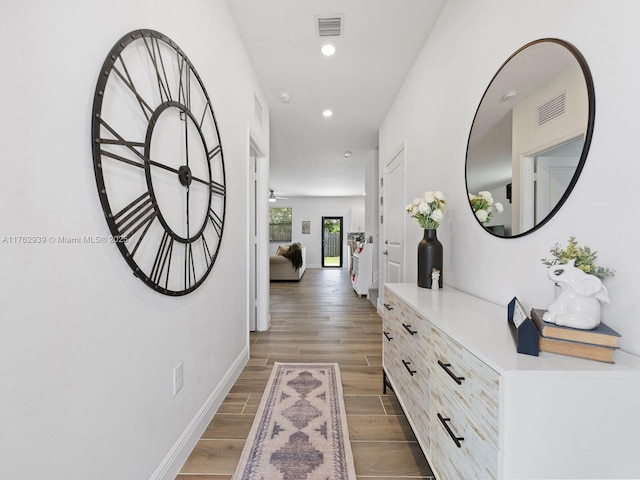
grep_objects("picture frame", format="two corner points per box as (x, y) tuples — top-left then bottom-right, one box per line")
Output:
(507, 297), (539, 356)
(301, 220), (310, 234)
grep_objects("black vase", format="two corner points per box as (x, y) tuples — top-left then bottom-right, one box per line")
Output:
(417, 229), (443, 289)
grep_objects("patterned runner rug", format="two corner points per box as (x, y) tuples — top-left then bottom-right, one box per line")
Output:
(232, 363), (356, 480)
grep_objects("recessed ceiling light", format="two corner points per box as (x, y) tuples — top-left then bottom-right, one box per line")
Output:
(322, 109), (333, 117)
(344, 151), (352, 158)
(503, 90), (517, 101)
(279, 92), (291, 103)
(321, 44), (336, 56)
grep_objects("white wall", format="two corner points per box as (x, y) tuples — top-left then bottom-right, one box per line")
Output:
(379, 0), (640, 356)
(0, 1), (268, 479)
(269, 196), (365, 268)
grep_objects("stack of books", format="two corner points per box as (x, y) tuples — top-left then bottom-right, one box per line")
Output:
(530, 308), (620, 363)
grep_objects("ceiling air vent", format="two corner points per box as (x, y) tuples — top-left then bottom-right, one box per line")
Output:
(537, 91), (566, 127)
(316, 14), (344, 38)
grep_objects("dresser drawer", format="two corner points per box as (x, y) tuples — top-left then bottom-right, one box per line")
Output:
(382, 304), (398, 354)
(385, 345), (431, 451)
(382, 292), (401, 372)
(382, 289), (403, 317)
(395, 299), (430, 345)
(430, 327), (499, 449)
(396, 352), (430, 450)
(430, 376), (498, 480)
(383, 290), (431, 365)
(383, 290), (431, 450)
(382, 318), (401, 374)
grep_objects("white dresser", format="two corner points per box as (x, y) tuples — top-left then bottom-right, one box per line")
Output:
(351, 244), (373, 296)
(381, 283), (640, 480)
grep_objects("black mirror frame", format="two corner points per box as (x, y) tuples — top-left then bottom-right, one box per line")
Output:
(464, 38), (596, 238)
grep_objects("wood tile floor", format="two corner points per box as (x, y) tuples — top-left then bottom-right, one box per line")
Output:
(176, 268), (434, 479)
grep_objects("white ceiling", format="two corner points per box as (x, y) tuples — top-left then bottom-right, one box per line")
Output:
(226, 0), (446, 197)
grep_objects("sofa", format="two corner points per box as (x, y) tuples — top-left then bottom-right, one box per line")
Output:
(270, 243), (306, 281)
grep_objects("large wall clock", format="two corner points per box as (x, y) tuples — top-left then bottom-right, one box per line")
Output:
(91, 29), (226, 296)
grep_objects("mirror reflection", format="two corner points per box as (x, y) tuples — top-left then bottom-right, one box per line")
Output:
(465, 39), (595, 237)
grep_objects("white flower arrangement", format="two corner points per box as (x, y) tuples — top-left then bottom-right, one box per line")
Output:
(406, 191), (447, 229)
(468, 191), (504, 224)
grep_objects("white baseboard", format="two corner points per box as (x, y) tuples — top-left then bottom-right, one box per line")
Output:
(149, 345), (250, 480)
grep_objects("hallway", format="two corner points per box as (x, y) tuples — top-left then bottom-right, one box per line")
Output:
(176, 268), (433, 479)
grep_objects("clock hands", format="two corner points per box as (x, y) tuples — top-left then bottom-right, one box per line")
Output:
(98, 115), (224, 195)
(183, 106), (192, 288)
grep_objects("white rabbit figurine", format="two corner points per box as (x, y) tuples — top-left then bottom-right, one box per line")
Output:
(543, 259), (610, 330)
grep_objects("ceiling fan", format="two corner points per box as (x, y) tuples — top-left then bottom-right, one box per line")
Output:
(268, 189), (289, 202)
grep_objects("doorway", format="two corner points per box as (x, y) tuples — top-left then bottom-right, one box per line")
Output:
(534, 137), (583, 224)
(249, 133), (268, 332)
(321, 217), (343, 268)
(249, 146), (258, 331)
(519, 136), (583, 233)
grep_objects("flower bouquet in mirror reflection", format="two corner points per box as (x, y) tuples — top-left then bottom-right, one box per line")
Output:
(468, 191), (504, 223)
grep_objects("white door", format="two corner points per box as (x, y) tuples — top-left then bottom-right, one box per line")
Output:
(520, 136), (582, 232)
(384, 148), (405, 285)
(535, 155), (579, 223)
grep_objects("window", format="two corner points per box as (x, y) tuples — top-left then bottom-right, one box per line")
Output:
(269, 207), (292, 242)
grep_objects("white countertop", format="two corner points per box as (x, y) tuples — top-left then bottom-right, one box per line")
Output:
(385, 283), (640, 374)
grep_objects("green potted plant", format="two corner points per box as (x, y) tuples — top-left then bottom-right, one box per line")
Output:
(541, 236), (615, 280)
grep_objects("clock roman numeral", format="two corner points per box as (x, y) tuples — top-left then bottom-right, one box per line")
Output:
(97, 118), (146, 169)
(111, 56), (155, 121)
(207, 145), (221, 161)
(151, 231), (174, 288)
(112, 192), (157, 256)
(210, 180), (225, 197)
(206, 147), (225, 197)
(199, 103), (209, 129)
(177, 55), (191, 110)
(185, 242), (196, 289)
(208, 208), (223, 237)
(201, 234), (213, 267)
(113, 192), (156, 237)
(142, 35), (172, 103)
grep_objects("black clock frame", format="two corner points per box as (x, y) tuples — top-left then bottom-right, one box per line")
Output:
(91, 29), (226, 296)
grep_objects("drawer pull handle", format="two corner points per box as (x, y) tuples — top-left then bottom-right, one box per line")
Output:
(438, 360), (465, 385)
(384, 303), (393, 311)
(402, 323), (418, 335)
(438, 413), (464, 448)
(383, 331), (393, 341)
(402, 360), (417, 376)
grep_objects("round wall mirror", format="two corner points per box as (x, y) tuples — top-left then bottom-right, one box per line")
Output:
(465, 38), (595, 238)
